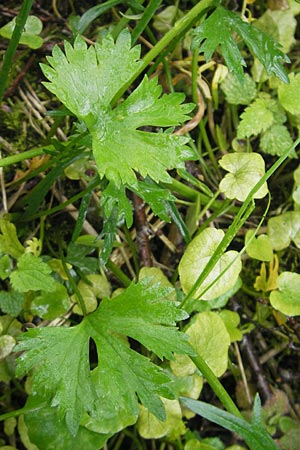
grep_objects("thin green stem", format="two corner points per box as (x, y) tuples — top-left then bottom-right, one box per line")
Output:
(199, 120), (220, 174)
(0, 147), (53, 168)
(61, 256), (88, 316)
(0, 401), (47, 422)
(191, 354), (243, 418)
(0, 0), (34, 102)
(107, 259), (131, 287)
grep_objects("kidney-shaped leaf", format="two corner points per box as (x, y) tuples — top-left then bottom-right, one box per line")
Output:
(270, 272), (300, 316)
(219, 153), (268, 202)
(170, 312), (230, 378)
(179, 228), (242, 300)
(267, 211), (300, 250)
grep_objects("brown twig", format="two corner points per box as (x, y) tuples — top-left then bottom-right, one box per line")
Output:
(133, 194), (153, 268)
(241, 333), (273, 401)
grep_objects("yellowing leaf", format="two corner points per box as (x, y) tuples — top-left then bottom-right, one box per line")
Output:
(137, 399), (185, 440)
(245, 230), (273, 262)
(254, 256), (279, 292)
(0, 217), (24, 259)
(267, 211), (300, 250)
(219, 153), (268, 202)
(270, 272), (300, 316)
(170, 312), (230, 378)
(179, 228), (242, 300)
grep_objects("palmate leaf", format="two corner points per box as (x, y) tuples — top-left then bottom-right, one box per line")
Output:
(15, 280), (193, 436)
(41, 31), (195, 187)
(192, 6), (289, 82)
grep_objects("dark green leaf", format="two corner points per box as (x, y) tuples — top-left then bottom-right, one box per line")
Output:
(192, 6), (289, 82)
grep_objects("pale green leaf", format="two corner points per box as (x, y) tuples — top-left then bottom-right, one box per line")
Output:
(237, 98), (274, 138)
(31, 282), (71, 320)
(153, 6), (184, 33)
(0, 217), (24, 259)
(278, 73), (300, 116)
(267, 211), (300, 250)
(137, 399), (186, 440)
(170, 312), (230, 378)
(179, 228), (242, 300)
(15, 280), (193, 436)
(192, 6), (289, 82)
(221, 72), (257, 105)
(0, 335), (16, 360)
(270, 272), (300, 316)
(218, 310), (242, 342)
(260, 124), (294, 158)
(245, 230), (273, 262)
(73, 274), (111, 315)
(219, 153), (268, 201)
(10, 254), (56, 293)
(0, 16), (43, 49)
(41, 31), (195, 187)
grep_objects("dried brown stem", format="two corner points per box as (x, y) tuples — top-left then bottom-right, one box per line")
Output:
(133, 193), (153, 268)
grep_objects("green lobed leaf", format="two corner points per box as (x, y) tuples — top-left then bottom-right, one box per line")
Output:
(270, 272), (300, 316)
(260, 124), (294, 158)
(15, 280), (193, 436)
(278, 72), (300, 116)
(267, 211), (300, 250)
(192, 6), (289, 83)
(179, 228), (242, 300)
(221, 72), (257, 105)
(10, 253), (56, 293)
(237, 97), (275, 139)
(41, 31), (195, 187)
(219, 153), (268, 202)
(132, 179), (177, 223)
